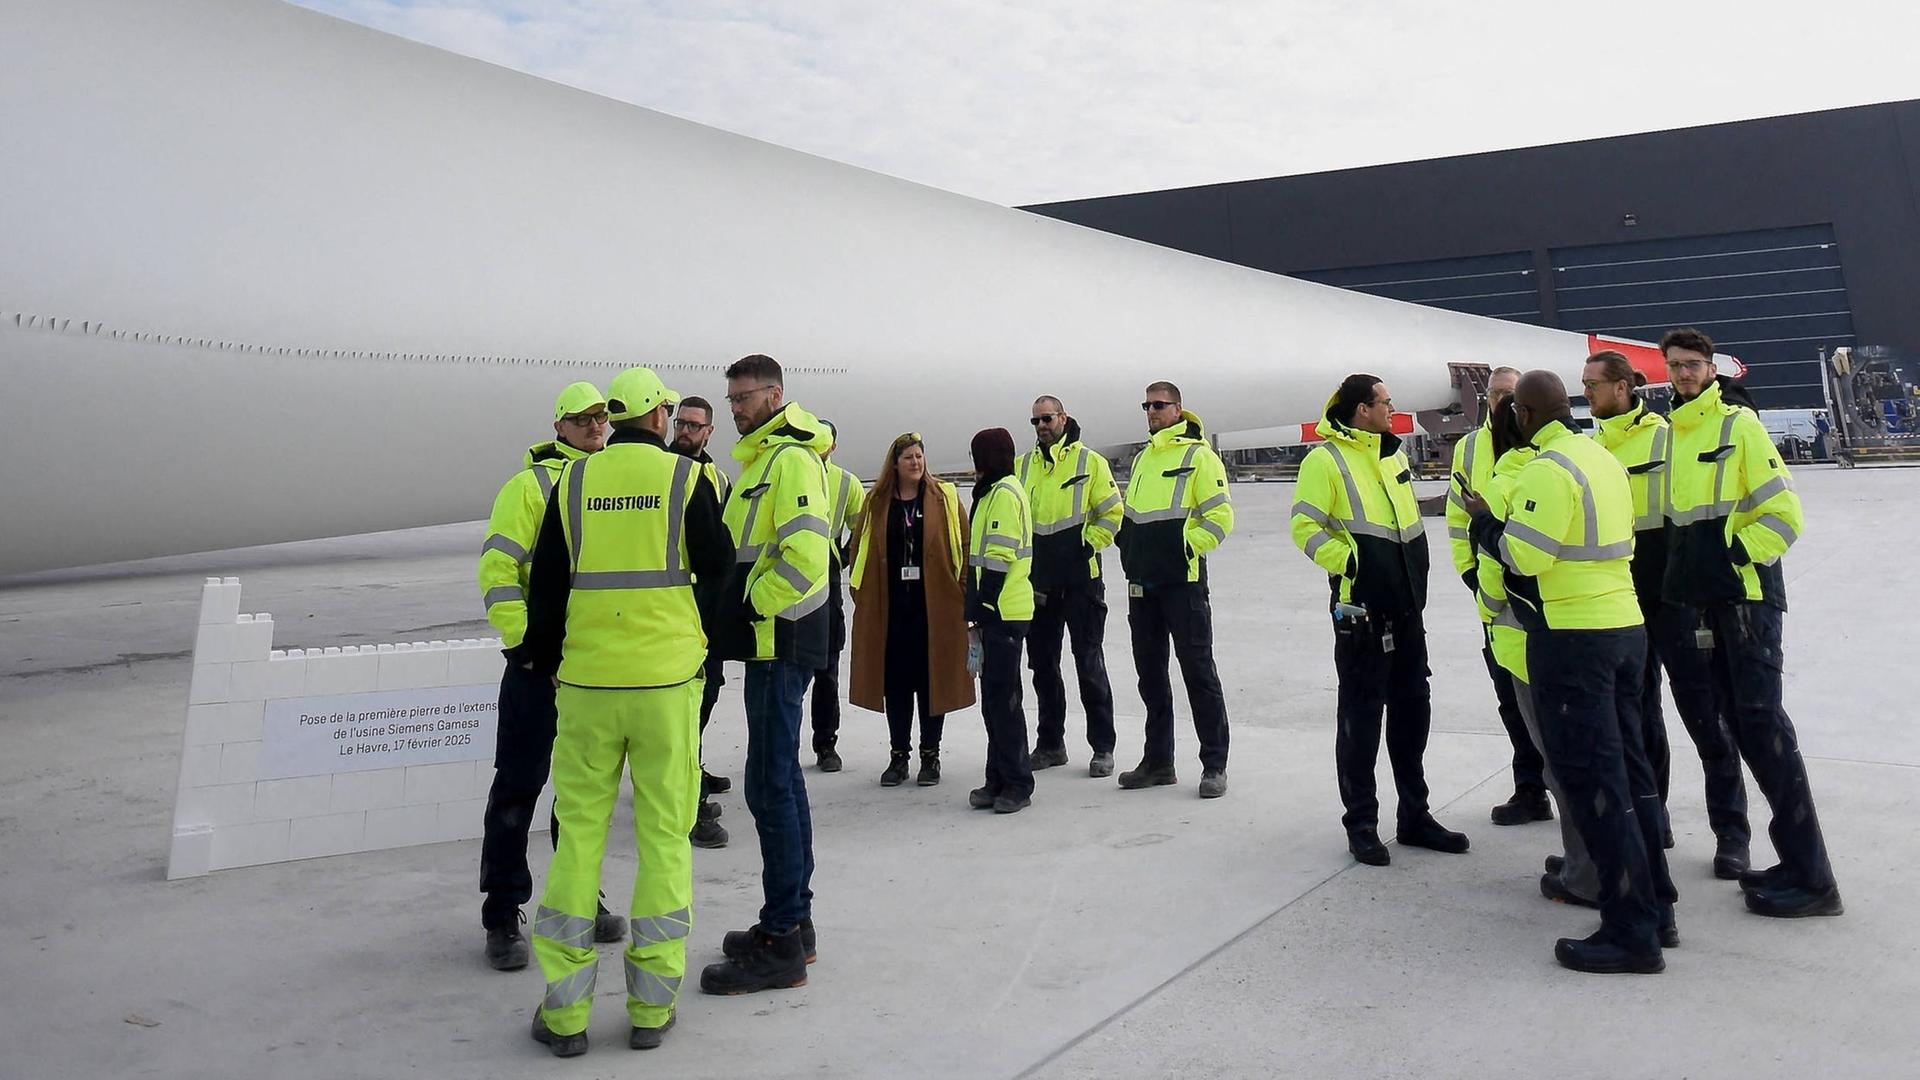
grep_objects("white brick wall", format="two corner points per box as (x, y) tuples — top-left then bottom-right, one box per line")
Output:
(168, 578), (520, 879)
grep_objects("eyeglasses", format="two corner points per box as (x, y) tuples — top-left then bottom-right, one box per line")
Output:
(1666, 359), (1713, 373)
(1030, 413), (1059, 427)
(672, 417), (710, 431)
(1141, 401), (1178, 412)
(1579, 378), (1624, 392)
(1369, 398), (1394, 409)
(725, 385), (777, 406)
(562, 412), (609, 427)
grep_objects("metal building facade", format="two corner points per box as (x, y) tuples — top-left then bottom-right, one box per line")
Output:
(1022, 100), (1920, 409)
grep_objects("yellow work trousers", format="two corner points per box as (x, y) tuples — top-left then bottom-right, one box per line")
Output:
(533, 678), (701, 1035)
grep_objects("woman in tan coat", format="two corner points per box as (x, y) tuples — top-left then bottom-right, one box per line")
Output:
(848, 432), (975, 786)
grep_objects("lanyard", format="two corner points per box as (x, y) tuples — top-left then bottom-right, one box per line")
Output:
(897, 495), (922, 567)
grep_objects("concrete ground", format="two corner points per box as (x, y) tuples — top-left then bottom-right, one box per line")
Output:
(1, 468), (1913, 1080)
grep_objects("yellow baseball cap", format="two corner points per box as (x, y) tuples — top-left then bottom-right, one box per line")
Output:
(605, 366), (681, 422)
(552, 381), (607, 420)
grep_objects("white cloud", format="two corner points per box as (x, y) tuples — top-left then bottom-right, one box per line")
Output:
(294, 0), (1920, 205)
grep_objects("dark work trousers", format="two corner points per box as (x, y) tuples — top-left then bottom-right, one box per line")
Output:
(884, 577), (944, 754)
(1646, 601), (1750, 844)
(699, 651), (723, 732)
(742, 659), (815, 933)
(479, 662), (560, 926)
(1527, 627), (1676, 953)
(810, 569), (847, 754)
(1705, 602), (1836, 890)
(1480, 626), (1545, 793)
(1128, 582), (1230, 772)
(980, 621), (1035, 800)
(1333, 608), (1432, 833)
(1028, 579), (1117, 755)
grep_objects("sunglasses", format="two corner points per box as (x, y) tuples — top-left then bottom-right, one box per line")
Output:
(1141, 401), (1179, 412)
(1030, 413), (1059, 427)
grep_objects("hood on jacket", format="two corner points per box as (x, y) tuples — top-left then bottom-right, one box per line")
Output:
(524, 439), (588, 469)
(1314, 392), (1400, 458)
(1148, 409), (1209, 448)
(733, 402), (832, 463)
(1040, 417), (1085, 463)
(1714, 374), (1761, 414)
(1673, 374), (1761, 426)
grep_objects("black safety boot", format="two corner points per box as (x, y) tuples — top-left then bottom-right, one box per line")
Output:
(530, 1010), (588, 1057)
(880, 752), (910, 787)
(701, 769), (731, 796)
(698, 799), (722, 822)
(968, 785), (998, 809)
(1545, 854), (1565, 876)
(1745, 882), (1844, 918)
(1659, 908), (1681, 950)
(594, 900), (625, 943)
(1349, 830), (1391, 867)
(485, 908), (529, 971)
(1712, 835), (1751, 881)
(1490, 786), (1552, 826)
(1540, 872), (1599, 909)
(1397, 817), (1470, 854)
(1738, 863), (1791, 893)
(701, 926), (808, 995)
(817, 748), (843, 773)
(1030, 746), (1069, 769)
(1197, 769), (1227, 799)
(629, 1012), (675, 1050)
(724, 918), (817, 965)
(1554, 931), (1664, 975)
(690, 814), (730, 849)
(993, 793), (1031, 814)
(1117, 761), (1177, 789)
(916, 751), (941, 786)
(1088, 752), (1115, 778)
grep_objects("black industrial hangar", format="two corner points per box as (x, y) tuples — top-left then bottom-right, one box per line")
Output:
(1022, 99), (1920, 410)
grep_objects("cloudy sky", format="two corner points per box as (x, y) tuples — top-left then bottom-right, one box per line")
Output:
(296, 1), (1920, 206)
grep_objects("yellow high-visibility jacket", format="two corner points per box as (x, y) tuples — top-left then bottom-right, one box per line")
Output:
(1290, 399), (1427, 613)
(1117, 410), (1233, 587)
(1474, 446), (1535, 681)
(478, 439), (588, 648)
(1019, 423), (1122, 588)
(719, 404), (832, 668)
(823, 461), (866, 568)
(1489, 420), (1641, 631)
(966, 476), (1035, 623)
(1663, 377), (1803, 609)
(1446, 420), (1498, 577)
(1592, 401), (1671, 606)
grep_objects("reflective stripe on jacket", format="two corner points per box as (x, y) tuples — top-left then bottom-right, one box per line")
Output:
(1117, 410), (1233, 587)
(1474, 447), (1534, 681)
(1593, 401), (1671, 605)
(1662, 377), (1801, 609)
(1445, 422), (1496, 576)
(478, 440), (586, 648)
(719, 403), (833, 667)
(1494, 420), (1641, 631)
(967, 476), (1035, 622)
(1019, 432), (1122, 588)
(1290, 399), (1427, 613)
(824, 461), (866, 568)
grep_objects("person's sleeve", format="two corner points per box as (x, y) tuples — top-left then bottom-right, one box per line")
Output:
(842, 473), (867, 562)
(968, 488), (1018, 621)
(1445, 431), (1478, 576)
(749, 453), (829, 618)
(520, 489), (570, 677)
(477, 475), (538, 648)
(1183, 448), (1234, 556)
(950, 494), (972, 583)
(1083, 453), (1123, 553)
(684, 471), (732, 641)
(1290, 449), (1354, 578)
(1729, 413), (1803, 565)
(1496, 465), (1576, 578)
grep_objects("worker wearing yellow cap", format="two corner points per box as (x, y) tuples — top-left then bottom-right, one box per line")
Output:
(476, 381), (623, 971)
(518, 367), (733, 1057)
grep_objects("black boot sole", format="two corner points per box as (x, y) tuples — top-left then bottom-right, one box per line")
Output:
(701, 971), (808, 995)
(1554, 948), (1666, 975)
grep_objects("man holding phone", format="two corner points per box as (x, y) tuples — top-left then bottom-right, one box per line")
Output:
(1291, 374), (1469, 866)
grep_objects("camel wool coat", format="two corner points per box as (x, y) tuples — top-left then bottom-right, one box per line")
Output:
(847, 476), (976, 716)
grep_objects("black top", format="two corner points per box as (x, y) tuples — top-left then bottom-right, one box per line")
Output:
(887, 489), (926, 582)
(518, 427), (731, 676)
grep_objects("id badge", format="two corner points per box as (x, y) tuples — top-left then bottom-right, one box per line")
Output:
(1381, 628), (1396, 654)
(1128, 583), (1145, 598)
(899, 566), (922, 582)
(1694, 627), (1714, 650)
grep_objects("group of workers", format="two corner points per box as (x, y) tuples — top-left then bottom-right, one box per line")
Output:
(468, 328), (1841, 1058)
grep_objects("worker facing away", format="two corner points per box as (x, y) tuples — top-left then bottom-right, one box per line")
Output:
(518, 366), (732, 1056)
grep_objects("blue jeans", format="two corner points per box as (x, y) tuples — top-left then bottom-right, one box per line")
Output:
(743, 659), (815, 933)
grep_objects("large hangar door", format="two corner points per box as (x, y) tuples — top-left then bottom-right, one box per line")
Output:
(1550, 225), (1854, 409)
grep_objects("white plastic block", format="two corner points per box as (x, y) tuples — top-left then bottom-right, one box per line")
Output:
(175, 781), (255, 827)
(364, 804), (438, 850)
(193, 623), (239, 663)
(330, 767), (407, 812)
(404, 761), (477, 804)
(226, 660), (271, 702)
(197, 579), (242, 625)
(183, 701), (264, 746)
(289, 811), (367, 860)
(167, 824), (213, 879)
(264, 655), (308, 698)
(305, 651), (378, 695)
(434, 797), (488, 842)
(209, 819), (289, 870)
(253, 775), (333, 820)
(376, 647), (444, 690)
(376, 643), (396, 654)
(176, 744), (222, 789)
(232, 616), (274, 661)
(447, 645), (505, 687)
(218, 740), (262, 783)
(187, 663), (231, 705)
